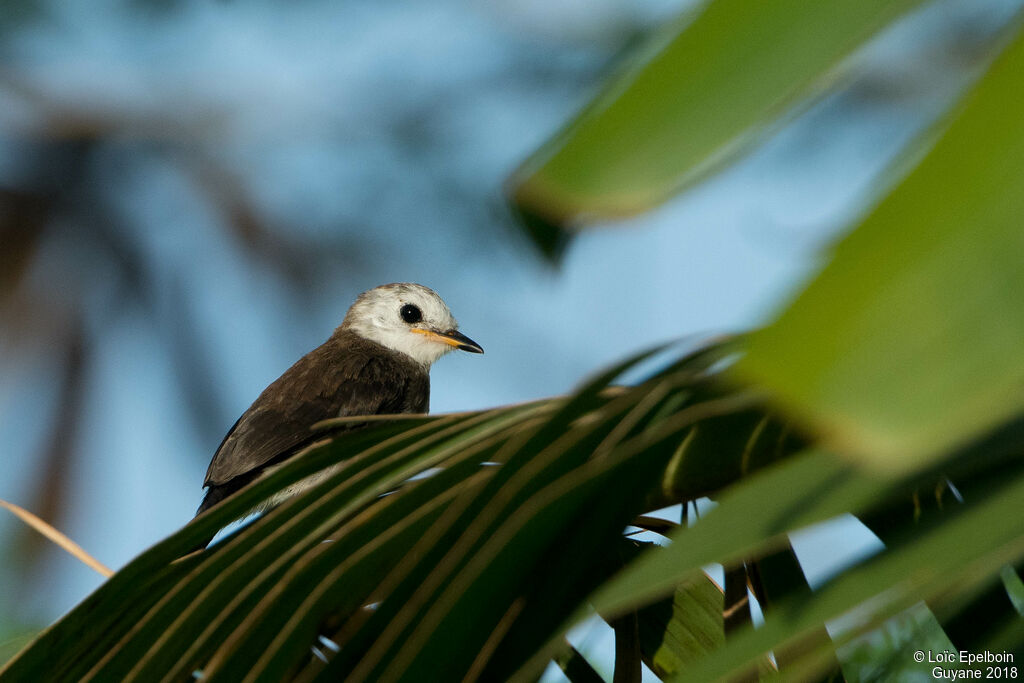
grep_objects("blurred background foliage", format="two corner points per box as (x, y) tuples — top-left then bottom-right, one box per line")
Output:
(2, 0), (1024, 678)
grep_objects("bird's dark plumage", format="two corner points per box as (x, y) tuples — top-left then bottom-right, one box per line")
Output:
(192, 282), (481, 552)
(196, 330), (429, 515)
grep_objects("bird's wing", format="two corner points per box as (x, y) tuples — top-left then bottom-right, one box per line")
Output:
(203, 343), (422, 487)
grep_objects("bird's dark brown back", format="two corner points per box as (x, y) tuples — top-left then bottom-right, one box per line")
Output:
(197, 330), (429, 515)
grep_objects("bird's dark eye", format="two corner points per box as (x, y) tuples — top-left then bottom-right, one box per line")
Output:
(400, 303), (422, 324)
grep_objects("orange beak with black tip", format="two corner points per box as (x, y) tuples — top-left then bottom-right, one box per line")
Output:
(411, 328), (484, 354)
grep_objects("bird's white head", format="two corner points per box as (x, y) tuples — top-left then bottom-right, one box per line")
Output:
(341, 283), (483, 367)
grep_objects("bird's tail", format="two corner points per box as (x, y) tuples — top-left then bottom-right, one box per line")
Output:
(195, 484), (231, 517)
(188, 484), (234, 551)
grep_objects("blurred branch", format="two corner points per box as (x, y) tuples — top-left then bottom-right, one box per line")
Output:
(722, 563), (751, 636)
(0, 189), (46, 305)
(0, 499), (112, 578)
(609, 612), (641, 683)
(12, 324), (87, 576)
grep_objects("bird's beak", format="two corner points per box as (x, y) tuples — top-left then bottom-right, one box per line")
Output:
(411, 328), (484, 354)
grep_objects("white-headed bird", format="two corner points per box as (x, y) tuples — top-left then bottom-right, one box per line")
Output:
(196, 282), (483, 518)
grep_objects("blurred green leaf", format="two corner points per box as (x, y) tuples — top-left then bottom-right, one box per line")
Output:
(654, 410), (803, 507)
(677, 466), (1024, 681)
(1003, 565), (1024, 615)
(3, 336), (1024, 682)
(509, 0), (925, 244)
(326, 391), (732, 681)
(837, 605), (954, 683)
(636, 571), (724, 678)
(1, 343), (755, 683)
(593, 449), (876, 617)
(938, 567), (1024, 655)
(736, 19), (1024, 472)
(748, 544), (842, 678)
(0, 627), (38, 669)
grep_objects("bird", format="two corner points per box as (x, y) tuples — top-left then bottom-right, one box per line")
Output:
(195, 282), (483, 521)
